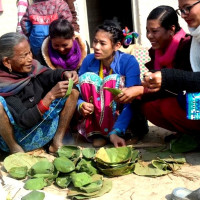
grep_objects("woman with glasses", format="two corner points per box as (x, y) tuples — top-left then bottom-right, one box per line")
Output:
(143, 1), (200, 139)
(116, 5), (193, 141)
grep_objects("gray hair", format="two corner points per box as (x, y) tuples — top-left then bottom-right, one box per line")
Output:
(0, 32), (27, 63)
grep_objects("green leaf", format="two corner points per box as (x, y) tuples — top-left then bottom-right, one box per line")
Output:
(3, 153), (48, 172)
(170, 134), (199, 153)
(97, 162), (135, 177)
(82, 148), (96, 159)
(56, 175), (72, 188)
(80, 180), (103, 193)
(9, 166), (28, 180)
(53, 157), (75, 173)
(57, 145), (81, 160)
(104, 87), (122, 95)
(21, 190), (45, 200)
(28, 161), (54, 176)
(141, 150), (186, 163)
(134, 162), (170, 177)
(76, 159), (98, 176)
(68, 179), (112, 199)
(95, 146), (133, 165)
(64, 78), (74, 98)
(24, 178), (48, 190)
(151, 160), (168, 170)
(30, 169), (59, 180)
(71, 172), (92, 188)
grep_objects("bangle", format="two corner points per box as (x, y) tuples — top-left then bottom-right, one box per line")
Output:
(78, 102), (84, 113)
(37, 100), (49, 114)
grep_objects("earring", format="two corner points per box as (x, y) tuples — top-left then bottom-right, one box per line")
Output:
(9, 68), (12, 72)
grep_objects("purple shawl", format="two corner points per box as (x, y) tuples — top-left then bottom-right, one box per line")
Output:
(0, 60), (47, 97)
(48, 39), (82, 70)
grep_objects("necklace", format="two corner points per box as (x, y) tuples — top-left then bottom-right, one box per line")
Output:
(99, 61), (112, 79)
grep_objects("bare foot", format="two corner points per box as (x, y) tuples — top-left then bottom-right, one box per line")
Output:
(49, 142), (63, 154)
(10, 144), (25, 154)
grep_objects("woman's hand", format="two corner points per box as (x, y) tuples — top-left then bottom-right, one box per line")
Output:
(42, 80), (70, 107)
(63, 71), (79, 84)
(49, 81), (70, 100)
(80, 102), (94, 117)
(142, 71), (162, 92)
(110, 134), (126, 147)
(114, 86), (144, 104)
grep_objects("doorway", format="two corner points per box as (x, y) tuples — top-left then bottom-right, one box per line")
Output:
(86, 0), (133, 46)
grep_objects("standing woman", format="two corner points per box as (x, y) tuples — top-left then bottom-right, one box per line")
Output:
(77, 20), (143, 148)
(143, 1), (200, 137)
(41, 18), (87, 71)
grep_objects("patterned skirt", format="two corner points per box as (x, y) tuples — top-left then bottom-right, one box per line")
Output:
(78, 72), (124, 139)
(0, 96), (66, 152)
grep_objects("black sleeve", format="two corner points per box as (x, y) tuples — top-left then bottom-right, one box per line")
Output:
(37, 68), (65, 91)
(5, 69), (66, 129)
(161, 68), (200, 93)
(5, 96), (42, 129)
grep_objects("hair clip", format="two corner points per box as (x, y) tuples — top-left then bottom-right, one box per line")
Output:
(122, 27), (139, 47)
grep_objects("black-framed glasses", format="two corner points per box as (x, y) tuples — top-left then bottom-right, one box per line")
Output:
(176, 0), (200, 15)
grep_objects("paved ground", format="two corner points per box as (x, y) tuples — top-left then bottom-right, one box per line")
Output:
(1, 124), (200, 200)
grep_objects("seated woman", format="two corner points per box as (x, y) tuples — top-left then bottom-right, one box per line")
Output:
(142, 5), (192, 139)
(142, 0), (200, 137)
(0, 32), (79, 154)
(115, 5), (192, 140)
(41, 18), (87, 71)
(77, 20), (144, 148)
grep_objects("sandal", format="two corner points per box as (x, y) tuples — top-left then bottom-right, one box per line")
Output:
(171, 187), (200, 200)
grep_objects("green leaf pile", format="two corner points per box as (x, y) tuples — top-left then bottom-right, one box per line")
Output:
(3, 145), (187, 199)
(134, 150), (186, 177)
(95, 146), (139, 177)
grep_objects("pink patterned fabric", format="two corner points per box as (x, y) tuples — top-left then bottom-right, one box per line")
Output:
(78, 73), (124, 138)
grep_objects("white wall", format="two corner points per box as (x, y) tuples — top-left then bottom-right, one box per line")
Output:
(0, 0), (17, 36)
(132, 0), (189, 48)
(0, 0), (189, 48)
(74, 0), (90, 44)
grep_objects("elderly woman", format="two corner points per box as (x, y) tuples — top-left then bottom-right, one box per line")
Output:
(0, 32), (79, 154)
(142, 0), (200, 137)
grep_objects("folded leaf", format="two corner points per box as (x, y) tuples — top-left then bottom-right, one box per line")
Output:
(56, 175), (72, 188)
(104, 87), (122, 95)
(9, 166), (28, 180)
(24, 178), (48, 190)
(53, 157), (75, 173)
(71, 172), (92, 188)
(134, 162), (170, 177)
(82, 148), (96, 159)
(4, 153), (48, 172)
(21, 190), (45, 200)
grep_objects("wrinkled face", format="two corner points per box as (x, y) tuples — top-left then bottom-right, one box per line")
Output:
(178, 0), (200, 28)
(92, 30), (119, 60)
(9, 39), (33, 73)
(51, 37), (73, 55)
(146, 19), (172, 51)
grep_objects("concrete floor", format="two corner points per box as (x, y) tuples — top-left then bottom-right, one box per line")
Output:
(1, 124), (200, 200)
